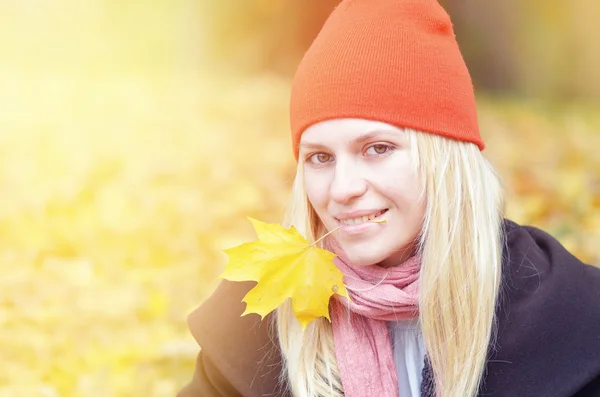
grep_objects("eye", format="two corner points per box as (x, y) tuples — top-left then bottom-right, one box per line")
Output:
(307, 152), (333, 165)
(365, 143), (393, 156)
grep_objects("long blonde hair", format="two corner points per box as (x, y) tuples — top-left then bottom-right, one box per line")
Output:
(275, 128), (505, 397)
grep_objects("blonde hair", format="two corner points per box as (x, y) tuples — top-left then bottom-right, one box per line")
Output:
(275, 129), (505, 397)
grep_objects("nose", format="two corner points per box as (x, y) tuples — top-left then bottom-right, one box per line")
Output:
(329, 160), (367, 204)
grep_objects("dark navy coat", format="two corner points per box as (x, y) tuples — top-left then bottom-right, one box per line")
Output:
(178, 220), (600, 397)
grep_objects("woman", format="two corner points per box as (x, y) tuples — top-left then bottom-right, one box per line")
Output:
(178, 0), (600, 396)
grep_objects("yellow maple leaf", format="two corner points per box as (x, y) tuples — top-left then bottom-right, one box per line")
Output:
(220, 217), (349, 329)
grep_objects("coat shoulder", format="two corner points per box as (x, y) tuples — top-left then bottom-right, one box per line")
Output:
(482, 220), (600, 396)
(180, 280), (288, 397)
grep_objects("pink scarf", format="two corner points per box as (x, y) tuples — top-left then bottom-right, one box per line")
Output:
(327, 238), (421, 397)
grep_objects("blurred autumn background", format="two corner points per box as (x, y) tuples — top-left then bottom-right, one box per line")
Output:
(0, 0), (598, 396)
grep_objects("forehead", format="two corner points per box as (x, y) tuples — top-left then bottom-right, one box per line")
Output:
(299, 118), (404, 148)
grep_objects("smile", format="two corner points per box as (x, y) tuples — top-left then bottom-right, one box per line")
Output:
(337, 209), (388, 226)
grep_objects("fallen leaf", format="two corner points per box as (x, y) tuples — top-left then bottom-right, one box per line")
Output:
(220, 217), (348, 329)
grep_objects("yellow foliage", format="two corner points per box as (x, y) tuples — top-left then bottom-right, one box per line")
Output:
(221, 218), (348, 329)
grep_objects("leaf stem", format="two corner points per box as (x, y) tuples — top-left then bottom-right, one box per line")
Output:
(310, 219), (387, 247)
(311, 225), (342, 247)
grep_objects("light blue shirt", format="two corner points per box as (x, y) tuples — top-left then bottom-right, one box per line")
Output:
(387, 318), (425, 396)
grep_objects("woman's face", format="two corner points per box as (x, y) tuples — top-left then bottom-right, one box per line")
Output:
(299, 118), (425, 267)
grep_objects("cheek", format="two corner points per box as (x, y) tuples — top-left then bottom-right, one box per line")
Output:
(376, 168), (422, 207)
(392, 174), (426, 234)
(304, 174), (328, 210)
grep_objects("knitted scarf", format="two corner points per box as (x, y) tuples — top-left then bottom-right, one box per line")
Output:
(327, 238), (421, 397)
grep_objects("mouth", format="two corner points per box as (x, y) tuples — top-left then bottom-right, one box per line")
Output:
(336, 209), (388, 226)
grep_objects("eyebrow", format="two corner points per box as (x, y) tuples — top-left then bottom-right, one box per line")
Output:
(299, 130), (402, 150)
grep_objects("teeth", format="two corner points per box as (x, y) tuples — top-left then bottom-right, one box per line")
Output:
(341, 210), (385, 226)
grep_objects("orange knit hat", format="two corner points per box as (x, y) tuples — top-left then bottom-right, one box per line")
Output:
(290, 0), (484, 160)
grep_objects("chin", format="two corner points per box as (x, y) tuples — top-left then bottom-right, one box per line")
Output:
(340, 249), (388, 267)
(340, 239), (417, 267)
